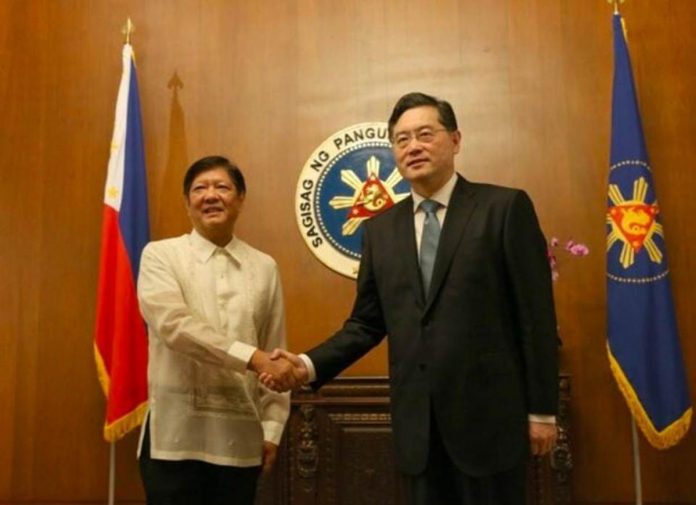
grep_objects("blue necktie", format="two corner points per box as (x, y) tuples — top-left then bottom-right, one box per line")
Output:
(419, 199), (441, 295)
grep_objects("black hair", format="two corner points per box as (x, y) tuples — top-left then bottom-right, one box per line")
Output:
(387, 92), (458, 139)
(183, 156), (246, 196)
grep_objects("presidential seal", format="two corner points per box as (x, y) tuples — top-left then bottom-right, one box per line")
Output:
(295, 122), (410, 278)
(606, 161), (669, 283)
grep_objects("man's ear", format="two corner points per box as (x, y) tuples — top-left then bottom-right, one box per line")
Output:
(237, 191), (246, 207)
(182, 195), (191, 217)
(451, 130), (462, 155)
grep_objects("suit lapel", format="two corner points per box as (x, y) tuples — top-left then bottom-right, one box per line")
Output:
(393, 196), (425, 308)
(424, 176), (477, 313)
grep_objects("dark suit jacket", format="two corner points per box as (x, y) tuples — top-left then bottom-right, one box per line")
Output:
(306, 175), (559, 477)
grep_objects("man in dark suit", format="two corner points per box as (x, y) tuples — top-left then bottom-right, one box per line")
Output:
(262, 92), (559, 504)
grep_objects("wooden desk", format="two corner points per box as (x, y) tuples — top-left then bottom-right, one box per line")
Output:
(258, 375), (572, 505)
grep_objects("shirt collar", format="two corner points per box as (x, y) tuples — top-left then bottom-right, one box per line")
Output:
(411, 172), (458, 213)
(190, 229), (241, 264)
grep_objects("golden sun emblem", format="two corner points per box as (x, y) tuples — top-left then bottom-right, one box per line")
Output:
(328, 156), (409, 236)
(607, 176), (663, 269)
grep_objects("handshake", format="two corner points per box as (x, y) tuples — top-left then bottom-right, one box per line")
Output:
(249, 349), (309, 393)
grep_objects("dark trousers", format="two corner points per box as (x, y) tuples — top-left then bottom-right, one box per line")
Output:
(408, 415), (527, 505)
(139, 422), (261, 505)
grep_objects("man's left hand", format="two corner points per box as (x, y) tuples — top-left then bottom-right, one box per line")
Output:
(529, 421), (557, 456)
(261, 441), (278, 474)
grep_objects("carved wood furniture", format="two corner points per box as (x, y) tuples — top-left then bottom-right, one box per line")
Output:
(258, 375), (571, 505)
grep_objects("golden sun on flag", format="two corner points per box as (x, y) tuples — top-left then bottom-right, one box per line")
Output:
(606, 176), (664, 269)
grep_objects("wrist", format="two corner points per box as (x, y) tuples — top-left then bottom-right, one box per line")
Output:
(247, 350), (265, 372)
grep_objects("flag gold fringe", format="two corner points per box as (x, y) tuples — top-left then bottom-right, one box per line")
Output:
(103, 401), (148, 442)
(607, 344), (692, 449)
(94, 343), (148, 442)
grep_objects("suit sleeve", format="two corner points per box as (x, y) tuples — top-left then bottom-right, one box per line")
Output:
(503, 190), (559, 416)
(306, 223), (387, 388)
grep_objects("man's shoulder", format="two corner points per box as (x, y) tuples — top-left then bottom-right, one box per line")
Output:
(462, 179), (527, 206)
(465, 179), (521, 197)
(144, 234), (190, 252)
(136, 236), (192, 279)
(140, 235), (194, 266)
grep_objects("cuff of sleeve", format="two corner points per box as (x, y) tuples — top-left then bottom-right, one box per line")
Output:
(262, 420), (286, 445)
(528, 414), (556, 424)
(299, 354), (316, 383)
(227, 341), (257, 371)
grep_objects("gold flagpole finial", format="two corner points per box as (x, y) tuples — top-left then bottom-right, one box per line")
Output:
(122, 17), (135, 45)
(607, 0), (626, 15)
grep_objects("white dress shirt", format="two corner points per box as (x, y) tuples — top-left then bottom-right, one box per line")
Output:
(301, 172), (554, 424)
(137, 230), (290, 466)
(411, 171), (457, 254)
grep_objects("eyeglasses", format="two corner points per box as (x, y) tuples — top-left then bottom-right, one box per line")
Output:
(391, 127), (449, 150)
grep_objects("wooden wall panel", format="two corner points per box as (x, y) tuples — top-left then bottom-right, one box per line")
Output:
(1, 0), (695, 503)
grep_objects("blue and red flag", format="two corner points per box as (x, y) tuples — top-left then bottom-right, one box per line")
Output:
(606, 13), (691, 449)
(94, 43), (150, 442)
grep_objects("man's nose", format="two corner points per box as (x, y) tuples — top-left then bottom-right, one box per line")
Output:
(405, 136), (423, 152)
(203, 187), (219, 200)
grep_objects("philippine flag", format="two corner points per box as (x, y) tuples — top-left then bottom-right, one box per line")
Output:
(94, 43), (150, 442)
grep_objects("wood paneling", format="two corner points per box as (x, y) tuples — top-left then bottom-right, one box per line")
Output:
(1, 0), (695, 503)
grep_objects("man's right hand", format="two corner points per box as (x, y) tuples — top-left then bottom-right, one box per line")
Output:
(248, 349), (307, 392)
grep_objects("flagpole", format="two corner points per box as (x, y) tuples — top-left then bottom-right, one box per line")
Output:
(608, 2), (642, 503)
(608, 0), (625, 15)
(630, 419), (643, 505)
(123, 17), (134, 45)
(609, 1), (642, 503)
(108, 442), (116, 505)
(103, 18), (136, 505)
